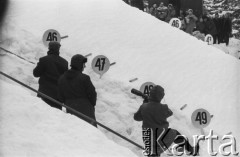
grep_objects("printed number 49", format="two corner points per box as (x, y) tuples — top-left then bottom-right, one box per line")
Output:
(95, 58), (106, 71)
(195, 112), (207, 125)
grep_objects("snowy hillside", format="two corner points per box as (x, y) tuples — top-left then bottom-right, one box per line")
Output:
(1, 0), (240, 156)
(0, 79), (137, 157)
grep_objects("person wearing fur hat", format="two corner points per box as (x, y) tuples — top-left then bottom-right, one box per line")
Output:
(134, 85), (199, 156)
(185, 9), (198, 34)
(58, 54), (97, 127)
(33, 41), (68, 110)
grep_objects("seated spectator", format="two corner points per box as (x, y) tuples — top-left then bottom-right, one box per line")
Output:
(157, 2), (168, 21)
(165, 4), (176, 23)
(150, 4), (158, 17)
(185, 9), (198, 34)
(193, 31), (205, 41)
(203, 15), (218, 44)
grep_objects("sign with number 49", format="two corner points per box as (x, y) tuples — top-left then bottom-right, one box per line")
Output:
(191, 108), (211, 129)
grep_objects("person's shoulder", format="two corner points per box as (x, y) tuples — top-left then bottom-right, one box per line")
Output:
(58, 56), (68, 63)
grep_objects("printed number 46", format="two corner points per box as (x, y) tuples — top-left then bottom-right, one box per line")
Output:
(95, 58), (106, 71)
(195, 112), (207, 125)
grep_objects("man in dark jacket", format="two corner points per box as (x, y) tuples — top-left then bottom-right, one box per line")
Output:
(203, 15), (218, 44)
(134, 85), (198, 156)
(58, 54), (97, 127)
(33, 41), (68, 110)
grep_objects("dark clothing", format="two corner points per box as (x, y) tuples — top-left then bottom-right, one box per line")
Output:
(221, 17), (232, 46)
(33, 51), (68, 109)
(134, 85), (197, 156)
(196, 21), (205, 33)
(131, 0), (144, 11)
(203, 19), (217, 36)
(58, 69), (97, 127)
(134, 102), (172, 129)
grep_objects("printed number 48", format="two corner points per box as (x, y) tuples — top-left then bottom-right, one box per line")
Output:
(172, 20), (179, 28)
(95, 58), (106, 71)
(195, 112), (207, 125)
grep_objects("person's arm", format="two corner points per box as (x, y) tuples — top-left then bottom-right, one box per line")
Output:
(57, 77), (65, 103)
(33, 58), (45, 77)
(134, 105), (143, 121)
(85, 76), (97, 106)
(164, 105), (173, 117)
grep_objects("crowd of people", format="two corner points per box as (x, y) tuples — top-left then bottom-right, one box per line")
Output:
(123, 0), (233, 46)
(145, 3), (232, 45)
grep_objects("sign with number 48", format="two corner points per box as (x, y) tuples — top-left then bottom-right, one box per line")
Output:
(140, 82), (155, 97)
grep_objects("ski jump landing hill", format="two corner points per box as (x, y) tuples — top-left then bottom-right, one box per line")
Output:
(0, 0), (240, 156)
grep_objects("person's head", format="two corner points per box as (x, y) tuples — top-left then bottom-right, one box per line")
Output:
(70, 54), (87, 72)
(202, 15), (208, 22)
(153, 4), (157, 8)
(159, 2), (164, 7)
(188, 9), (193, 15)
(168, 4), (173, 9)
(48, 41), (61, 54)
(149, 85), (165, 103)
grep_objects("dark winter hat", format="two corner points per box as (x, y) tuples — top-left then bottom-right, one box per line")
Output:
(149, 85), (165, 102)
(48, 41), (61, 50)
(70, 54), (87, 70)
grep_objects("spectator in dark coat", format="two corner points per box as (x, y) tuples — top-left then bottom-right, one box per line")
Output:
(195, 16), (205, 33)
(33, 41), (68, 110)
(213, 13), (221, 44)
(203, 15), (218, 44)
(221, 13), (232, 46)
(165, 4), (176, 23)
(58, 54), (97, 127)
(134, 85), (199, 156)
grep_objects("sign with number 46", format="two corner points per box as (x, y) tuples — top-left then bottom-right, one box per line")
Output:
(91, 55), (110, 77)
(42, 29), (61, 47)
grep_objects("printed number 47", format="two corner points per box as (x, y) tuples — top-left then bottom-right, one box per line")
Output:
(95, 58), (106, 71)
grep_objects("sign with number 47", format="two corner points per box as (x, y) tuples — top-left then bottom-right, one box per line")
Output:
(91, 55), (110, 77)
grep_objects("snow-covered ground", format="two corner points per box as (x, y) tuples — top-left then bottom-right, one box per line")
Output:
(0, 0), (240, 156)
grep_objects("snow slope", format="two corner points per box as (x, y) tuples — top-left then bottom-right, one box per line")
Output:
(0, 79), (137, 157)
(1, 0), (240, 156)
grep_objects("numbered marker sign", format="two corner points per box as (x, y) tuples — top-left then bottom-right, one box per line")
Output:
(204, 34), (213, 45)
(42, 29), (61, 47)
(191, 108), (211, 129)
(140, 82), (155, 97)
(169, 18), (182, 29)
(91, 55), (110, 76)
